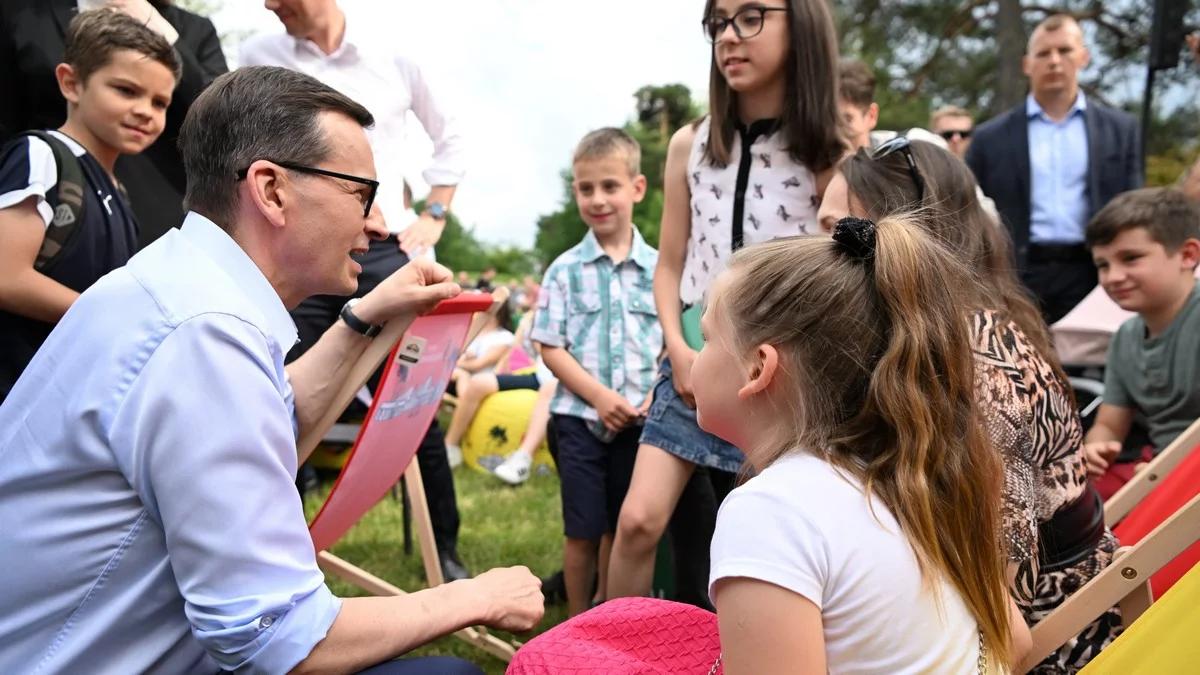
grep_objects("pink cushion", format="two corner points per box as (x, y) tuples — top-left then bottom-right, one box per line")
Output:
(508, 597), (722, 674)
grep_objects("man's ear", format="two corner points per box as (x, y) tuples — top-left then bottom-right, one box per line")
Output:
(244, 160), (290, 230)
(55, 63), (82, 105)
(737, 344), (779, 400)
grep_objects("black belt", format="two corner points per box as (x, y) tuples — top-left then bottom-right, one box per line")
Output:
(1037, 485), (1105, 572)
(1027, 243), (1091, 264)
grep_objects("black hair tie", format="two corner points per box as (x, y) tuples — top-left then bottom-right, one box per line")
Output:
(832, 217), (877, 261)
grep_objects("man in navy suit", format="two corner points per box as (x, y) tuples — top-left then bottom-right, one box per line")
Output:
(967, 14), (1142, 323)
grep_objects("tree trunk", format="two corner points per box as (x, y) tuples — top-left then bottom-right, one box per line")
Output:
(993, 0), (1026, 113)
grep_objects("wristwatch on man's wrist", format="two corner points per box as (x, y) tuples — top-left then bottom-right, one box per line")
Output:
(424, 201), (447, 221)
(340, 298), (383, 338)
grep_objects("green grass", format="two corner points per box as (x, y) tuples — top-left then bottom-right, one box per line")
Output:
(303, 463), (569, 674)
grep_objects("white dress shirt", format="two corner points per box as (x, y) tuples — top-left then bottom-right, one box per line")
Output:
(239, 16), (467, 235)
(0, 213), (339, 673)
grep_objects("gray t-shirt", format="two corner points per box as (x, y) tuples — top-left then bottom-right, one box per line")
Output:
(1103, 280), (1200, 451)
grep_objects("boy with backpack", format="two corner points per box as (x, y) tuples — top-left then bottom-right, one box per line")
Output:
(0, 9), (179, 402)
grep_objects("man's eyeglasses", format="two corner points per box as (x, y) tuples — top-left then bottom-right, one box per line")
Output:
(235, 160), (379, 218)
(871, 135), (926, 203)
(937, 129), (973, 141)
(702, 6), (787, 43)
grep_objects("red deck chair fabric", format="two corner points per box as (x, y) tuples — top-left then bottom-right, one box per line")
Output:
(1111, 442), (1200, 598)
(309, 294), (494, 552)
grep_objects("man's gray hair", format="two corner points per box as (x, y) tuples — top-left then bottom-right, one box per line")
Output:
(179, 66), (374, 228)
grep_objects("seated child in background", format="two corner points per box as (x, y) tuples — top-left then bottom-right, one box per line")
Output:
(1082, 188), (1200, 498)
(695, 218), (1030, 673)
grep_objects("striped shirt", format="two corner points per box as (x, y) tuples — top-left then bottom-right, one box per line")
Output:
(531, 227), (662, 421)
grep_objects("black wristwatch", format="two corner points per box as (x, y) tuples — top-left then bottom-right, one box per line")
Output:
(340, 298), (383, 338)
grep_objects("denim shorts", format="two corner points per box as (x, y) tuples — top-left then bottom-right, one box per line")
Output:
(638, 357), (745, 473)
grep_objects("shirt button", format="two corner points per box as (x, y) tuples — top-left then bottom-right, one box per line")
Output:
(259, 615), (275, 629)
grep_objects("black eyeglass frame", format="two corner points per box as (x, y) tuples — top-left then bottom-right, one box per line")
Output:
(702, 6), (788, 43)
(870, 135), (926, 203)
(235, 160), (379, 218)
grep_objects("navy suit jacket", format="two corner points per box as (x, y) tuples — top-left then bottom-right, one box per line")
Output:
(966, 98), (1143, 268)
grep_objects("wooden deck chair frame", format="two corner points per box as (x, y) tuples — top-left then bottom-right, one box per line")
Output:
(1021, 493), (1200, 671)
(1104, 416), (1200, 527)
(296, 288), (519, 663)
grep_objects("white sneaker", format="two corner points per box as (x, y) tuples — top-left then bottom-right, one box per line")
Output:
(493, 451), (532, 485)
(446, 444), (463, 469)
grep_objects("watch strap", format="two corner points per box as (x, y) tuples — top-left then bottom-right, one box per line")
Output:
(340, 300), (383, 338)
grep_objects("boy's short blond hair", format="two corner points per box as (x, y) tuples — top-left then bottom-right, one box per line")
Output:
(64, 9), (181, 83)
(572, 127), (641, 177)
(1086, 187), (1200, 251)
(930, 105), (971, 129)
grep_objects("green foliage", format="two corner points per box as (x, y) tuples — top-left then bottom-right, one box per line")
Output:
(420, 200), (538, 277)
(533, 84), (702, 267)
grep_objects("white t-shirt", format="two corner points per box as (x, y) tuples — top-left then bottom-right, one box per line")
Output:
(710, 452), (981, 674)
(465, 328), (514, 375)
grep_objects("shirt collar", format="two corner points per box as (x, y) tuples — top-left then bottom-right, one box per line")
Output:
(292, 13), (360, 60)
(178, 212), (298, 349)
(578, 226), (655, 269)
(1026, 92), (1087, 120)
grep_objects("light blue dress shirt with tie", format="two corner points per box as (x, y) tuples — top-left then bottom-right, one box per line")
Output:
(0, 213), (340, 673)
(1027, 92), (1090, 244)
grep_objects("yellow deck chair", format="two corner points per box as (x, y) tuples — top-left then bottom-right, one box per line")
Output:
(1079, 562), (1200, 673)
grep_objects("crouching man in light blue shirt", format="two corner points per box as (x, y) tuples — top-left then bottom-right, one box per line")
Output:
(0, 67), (542, 675)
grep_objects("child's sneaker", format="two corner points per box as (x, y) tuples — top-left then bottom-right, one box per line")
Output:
(493, 451), (532, 485)
(445, 443), (463, 469)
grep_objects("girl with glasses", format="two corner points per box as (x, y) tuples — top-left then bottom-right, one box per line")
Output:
(606, 0), (846, 604)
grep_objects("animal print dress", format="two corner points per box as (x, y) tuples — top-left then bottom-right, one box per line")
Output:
(971, 310), (1121, 673)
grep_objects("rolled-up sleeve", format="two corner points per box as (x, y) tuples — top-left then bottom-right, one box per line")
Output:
(396, 54), (467, 186)
(109, 314), (340, 673)
(530, 265), (568, 348)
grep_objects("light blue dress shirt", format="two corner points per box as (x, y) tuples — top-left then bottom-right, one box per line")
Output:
(1027, 93), (1090, 244)
(0, 213), (340, 673)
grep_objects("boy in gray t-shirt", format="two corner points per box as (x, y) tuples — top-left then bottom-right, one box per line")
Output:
(1082, 188), (1200, 495)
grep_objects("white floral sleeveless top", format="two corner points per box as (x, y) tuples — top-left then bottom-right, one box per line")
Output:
(680, 116), (820, 305)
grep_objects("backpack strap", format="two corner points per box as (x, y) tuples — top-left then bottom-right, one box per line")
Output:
(18, 131), (87, 272)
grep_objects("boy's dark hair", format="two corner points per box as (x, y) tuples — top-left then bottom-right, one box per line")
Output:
(573, 127), (642, 177)
(838, 58), (876, 110)
(179, 66), (374, 228)
(1086, 187), (1200, 250)
(64, 9), (182, 83)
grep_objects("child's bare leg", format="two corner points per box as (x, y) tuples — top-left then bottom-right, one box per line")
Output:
(514, 380), (556, 457)
(595, 532), (614, 605)
(564, 537), (598, 617)
(444, 372), (499, 447)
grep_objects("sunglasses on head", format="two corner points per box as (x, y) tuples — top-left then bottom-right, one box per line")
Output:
(937, 128), (973, 140)
(870, 135), (925, 203)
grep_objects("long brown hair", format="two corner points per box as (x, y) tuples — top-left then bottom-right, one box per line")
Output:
(840, 141), (1068, 386)
(701, 0), (845, 172)
(716, 219), (1012, 665)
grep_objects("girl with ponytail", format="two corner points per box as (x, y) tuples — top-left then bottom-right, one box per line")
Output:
(695, 217), (1029, 673)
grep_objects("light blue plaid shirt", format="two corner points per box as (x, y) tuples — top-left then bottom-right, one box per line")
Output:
(532, 227), (662, 421)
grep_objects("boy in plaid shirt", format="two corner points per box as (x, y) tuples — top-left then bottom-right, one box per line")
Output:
(532, 128), (662, 616)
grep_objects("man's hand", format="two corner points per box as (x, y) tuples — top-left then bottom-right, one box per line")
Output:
(468, 566), (544, 632)
(595, 388), (640, 432)
(1083, 440), (1122, 477)
(398, 213), (446, 257)
(353, 258), (460, 326)
(106, 0), (179, 43)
